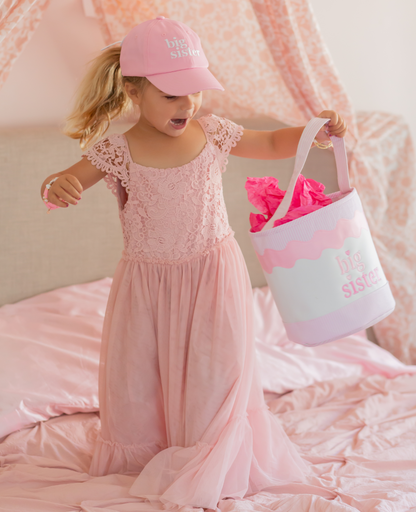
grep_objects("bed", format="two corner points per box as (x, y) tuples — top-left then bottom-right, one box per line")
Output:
(1, 117), (416, 512)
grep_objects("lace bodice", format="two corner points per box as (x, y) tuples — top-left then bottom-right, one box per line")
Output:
(82, 114), (244, 264)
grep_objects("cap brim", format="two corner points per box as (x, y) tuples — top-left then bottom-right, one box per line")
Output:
(146, 67), (224, 96)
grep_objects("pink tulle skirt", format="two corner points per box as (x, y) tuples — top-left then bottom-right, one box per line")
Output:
(89, 234), (310, 509)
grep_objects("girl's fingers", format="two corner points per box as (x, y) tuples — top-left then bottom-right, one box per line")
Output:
(327, 116), (343, 131)
(48, 188), (70, 208)
(46, 175), (82, 208)
(317, 111), (348, 138)
(65, 175), (83, 198)
(328, 121), (348, 137)
(51, 186), (77, 206)
(328, 112), (339, 129)
(60, 183), (82, 203)
(319, 110), (338, 128)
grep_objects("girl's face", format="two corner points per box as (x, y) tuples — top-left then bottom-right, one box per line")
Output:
(126, 81), (203, 137)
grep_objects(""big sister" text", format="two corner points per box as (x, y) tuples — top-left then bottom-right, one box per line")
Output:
(336, 250), (383, 298)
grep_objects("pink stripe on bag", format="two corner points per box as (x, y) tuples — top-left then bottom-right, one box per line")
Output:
(256, 209), (370, 272)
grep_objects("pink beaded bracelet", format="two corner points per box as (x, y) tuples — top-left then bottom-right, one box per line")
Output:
(42, 177), (60, 214)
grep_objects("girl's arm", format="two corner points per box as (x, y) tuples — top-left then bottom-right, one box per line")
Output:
(230, 110), (348, 160)
(40, 156), (106, 208)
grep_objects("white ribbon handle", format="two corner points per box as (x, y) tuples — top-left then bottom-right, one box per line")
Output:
(261, 117), (352, 232)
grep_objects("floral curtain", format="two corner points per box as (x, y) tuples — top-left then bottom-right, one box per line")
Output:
(0, 0), (51, 91)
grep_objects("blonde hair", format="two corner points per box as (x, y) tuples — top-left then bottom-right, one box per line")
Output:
(63, 46), (149, 150)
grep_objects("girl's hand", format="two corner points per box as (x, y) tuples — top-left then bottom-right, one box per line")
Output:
(317, 110), (348, 138)
(47, 174), (83, 208)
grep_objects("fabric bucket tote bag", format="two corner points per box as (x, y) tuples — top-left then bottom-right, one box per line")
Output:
(249, 117), (396, 347)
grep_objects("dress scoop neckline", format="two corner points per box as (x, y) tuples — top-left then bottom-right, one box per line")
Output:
(121, 117), (210, 171)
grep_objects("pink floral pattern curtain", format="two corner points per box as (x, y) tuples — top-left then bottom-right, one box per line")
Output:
(0, 0), (51, 91)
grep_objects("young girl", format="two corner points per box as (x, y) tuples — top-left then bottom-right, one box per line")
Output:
(40, 16), (347, 512)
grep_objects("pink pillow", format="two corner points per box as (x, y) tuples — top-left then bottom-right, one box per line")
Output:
(0, 279), (111, 439)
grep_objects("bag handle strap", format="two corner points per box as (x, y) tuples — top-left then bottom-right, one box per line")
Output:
(261, 117), (352, 232)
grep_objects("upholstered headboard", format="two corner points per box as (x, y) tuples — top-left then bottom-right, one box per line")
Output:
(0, 117), (340, 307)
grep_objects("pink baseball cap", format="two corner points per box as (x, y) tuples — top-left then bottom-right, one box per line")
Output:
(102, 16), (224, 96)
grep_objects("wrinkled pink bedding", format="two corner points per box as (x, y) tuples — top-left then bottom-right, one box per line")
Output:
(1, 280), (416, 511)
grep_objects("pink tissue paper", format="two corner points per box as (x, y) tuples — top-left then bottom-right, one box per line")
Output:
(246, 174), (332, 233)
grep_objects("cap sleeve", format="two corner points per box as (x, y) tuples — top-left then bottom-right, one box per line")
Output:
(199, 114), (244, 173)
(81, 134), (130, 205)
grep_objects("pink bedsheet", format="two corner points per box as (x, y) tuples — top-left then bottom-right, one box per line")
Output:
(1, 284), (416, 511)
(1, 373), (416, 511)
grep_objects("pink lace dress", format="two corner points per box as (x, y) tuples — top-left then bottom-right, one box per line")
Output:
(82, 114), (310, 509)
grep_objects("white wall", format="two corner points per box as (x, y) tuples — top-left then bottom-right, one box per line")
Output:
(0, 0), (415, 144)
(310, 0), (416, 143)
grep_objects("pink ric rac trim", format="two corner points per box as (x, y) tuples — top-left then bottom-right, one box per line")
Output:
(284, 281), (396, 347)
(256, 210), (369, 273)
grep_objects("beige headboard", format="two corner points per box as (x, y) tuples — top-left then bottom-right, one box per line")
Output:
(0, 117), (340, 307)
